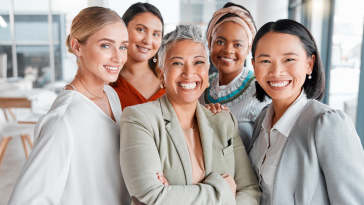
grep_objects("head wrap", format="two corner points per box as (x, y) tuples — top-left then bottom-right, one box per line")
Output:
(206, 6), (256, 51)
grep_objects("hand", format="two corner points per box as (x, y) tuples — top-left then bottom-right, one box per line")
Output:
(222, 174), (236, 197)
(157, 172), (169, 186)
(205, 103), (230, 114)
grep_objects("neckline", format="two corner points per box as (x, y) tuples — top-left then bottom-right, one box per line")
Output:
(119, 76), (164, 101)
(62, 86), (119, 126)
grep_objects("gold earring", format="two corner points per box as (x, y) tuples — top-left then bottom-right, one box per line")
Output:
(207, 82), (210, 88)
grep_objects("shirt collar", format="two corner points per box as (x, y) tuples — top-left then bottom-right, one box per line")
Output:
(214, 68), (246, 92)
(261, 89), (310, 137)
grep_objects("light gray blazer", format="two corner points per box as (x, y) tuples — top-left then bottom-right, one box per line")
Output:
(247, 100), (364, 205)
(120, 95), (261, 205)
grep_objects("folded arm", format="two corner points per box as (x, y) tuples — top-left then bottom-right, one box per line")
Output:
(120, 106), (235, 205)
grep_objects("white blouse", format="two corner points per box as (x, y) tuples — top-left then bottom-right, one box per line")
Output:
(249, 90), (310, 205)
(8, 85), (130, 205)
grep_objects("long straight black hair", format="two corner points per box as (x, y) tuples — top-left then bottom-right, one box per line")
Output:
(122, 3), (164, 77)
(251, 19), (325, 102)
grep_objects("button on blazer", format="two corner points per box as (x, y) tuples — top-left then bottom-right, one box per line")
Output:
(120, 95), (261, 205)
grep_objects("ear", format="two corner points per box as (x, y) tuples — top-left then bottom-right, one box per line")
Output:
(159, 68), (165, 84)
(307, 54), (316, 74)
(71, 38), (82, 57)
(251, 58), (255, 70)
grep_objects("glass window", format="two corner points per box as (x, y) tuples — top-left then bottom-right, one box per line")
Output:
(328, 0), (364, 124)
(0, 0), (13, 78)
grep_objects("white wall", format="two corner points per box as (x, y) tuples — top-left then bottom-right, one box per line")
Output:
(231, 0), (288, 29)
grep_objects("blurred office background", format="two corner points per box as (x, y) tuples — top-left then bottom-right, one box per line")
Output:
(0, 0), (363, 204)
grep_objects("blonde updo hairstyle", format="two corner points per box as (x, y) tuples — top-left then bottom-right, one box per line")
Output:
(65, 6), (123, 65)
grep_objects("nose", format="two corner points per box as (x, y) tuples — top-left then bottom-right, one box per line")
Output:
(111, 48), (123, 64)
(269, 62), (285, 77)
(182, 63), (195, 78)
(142, 33), (152, 45)
(222, 42), (234, 54)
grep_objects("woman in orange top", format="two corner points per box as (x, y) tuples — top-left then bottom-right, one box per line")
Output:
(111, 2), (165, 110)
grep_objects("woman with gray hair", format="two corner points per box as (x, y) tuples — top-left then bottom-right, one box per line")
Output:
(120, 24), (261, 205)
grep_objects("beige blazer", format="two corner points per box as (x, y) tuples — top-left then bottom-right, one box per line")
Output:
(120, 95), (261, 205)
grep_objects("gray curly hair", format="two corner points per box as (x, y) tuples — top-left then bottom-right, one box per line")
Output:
(158, 24), (209, 70)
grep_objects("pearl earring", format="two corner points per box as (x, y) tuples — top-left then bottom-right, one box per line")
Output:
(153, 56), (157, 63)
(308, 72), (312, 79)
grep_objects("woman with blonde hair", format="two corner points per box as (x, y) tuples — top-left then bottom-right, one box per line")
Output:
(8, 7), (130, 205)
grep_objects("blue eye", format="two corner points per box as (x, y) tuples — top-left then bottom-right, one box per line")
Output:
(101, 44), (110, 49)
(120, 46), (127, 50)
(154, 33), (160, 37)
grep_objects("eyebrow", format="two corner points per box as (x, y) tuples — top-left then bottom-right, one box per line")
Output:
(216, 36), (244, 43)
(136, 24), (162, 33)
(170, 56), (183, 60)
(122, 40), (129, 44)
(257, 54), (270, 58)
(98, 38), (115, 43)
(194, 55), (206, 59)
(283, 52), (299, 56)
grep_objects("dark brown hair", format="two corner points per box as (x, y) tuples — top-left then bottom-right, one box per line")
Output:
(251, 19), (325, 102)
(122, 2), (164, 77)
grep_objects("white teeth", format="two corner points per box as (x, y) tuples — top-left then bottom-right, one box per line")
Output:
(138, 46), (149, 51)
(105, 66), (118, 71)
(221, 57), (234, 62)
(269, 81), (289, 87)
(179, 82), (197, 89)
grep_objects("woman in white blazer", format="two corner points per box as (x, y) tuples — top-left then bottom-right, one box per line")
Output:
(248, 19), (364, 205)
(8, 7), (131, 205)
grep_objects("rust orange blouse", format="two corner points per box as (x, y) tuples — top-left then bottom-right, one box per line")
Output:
(111, 76), (166, 110)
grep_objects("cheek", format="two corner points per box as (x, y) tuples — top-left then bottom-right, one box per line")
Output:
(128, 31), (142, 44)
(236, 50), (247, 61)
(253, 65), (267, 84)
(153, 39), (162, 50)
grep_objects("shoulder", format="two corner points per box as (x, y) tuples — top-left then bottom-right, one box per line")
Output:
(121, 99), (162, 123)
(201, 105), (236, 128)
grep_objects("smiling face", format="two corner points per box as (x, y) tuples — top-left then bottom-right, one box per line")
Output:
(76, 22), (128, 82)
(252, 32), (315, 104)
(162, 40), (209, 106)
(210, 21), (249, 76)
(126, 12), (163, 62)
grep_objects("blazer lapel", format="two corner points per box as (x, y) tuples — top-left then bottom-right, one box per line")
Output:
(196, 103), (214, 175)
(160, 95), (193, 185)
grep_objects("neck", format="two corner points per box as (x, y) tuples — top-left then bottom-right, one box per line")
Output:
(170, 99), (198, 130)
(218, 67), (243, 86)
(121, 55), (151, 77)
(71, 59), (105, 98)
(271, 90), (302, 125)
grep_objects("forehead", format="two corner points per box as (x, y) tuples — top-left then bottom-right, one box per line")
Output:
(88, 22), (128, 43)
(128, 12), (162, 30)
(214, 21), (248, 40)
(256, 32), (305, 55)
(166, 40), (207, 58)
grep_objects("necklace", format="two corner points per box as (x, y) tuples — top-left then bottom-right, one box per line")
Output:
(74, 76), (105, 105)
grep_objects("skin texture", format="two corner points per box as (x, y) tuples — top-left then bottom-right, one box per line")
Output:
(210, 21), (250, 86)
(67, 22), (129, 120)
(158, 40), (236, 194)
(252, 32), (315, 125)
(120, 12), (163, 100)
